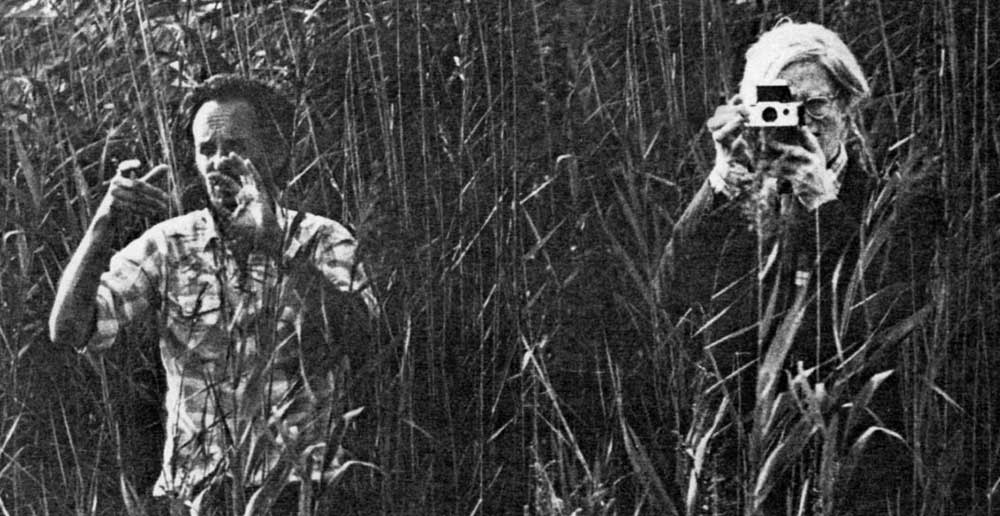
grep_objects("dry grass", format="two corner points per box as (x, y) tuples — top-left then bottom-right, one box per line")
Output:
(1, 0), (998, 514)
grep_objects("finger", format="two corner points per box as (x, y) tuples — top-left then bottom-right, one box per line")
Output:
(110, 178), (166, 202)
(755, 159), (777, 177)
(227, 152), (256, 179)
(110, 195), (168, 219)
(131, 181), (171, 203)
(140, 164), (169, 184)
(239, 156), (275, 202)
(726, 163), (754, 186)
(707, 107), (745, 132)
(799, 127), (821, 154)
(712, 118), (744, 146)
(111, 188), (170, 212)
(113, 197), (165, 218)
(227, 152), (246, 174)
(767, 141), (813, 160)
(731, 136), (753, 163)
(771, 160), (803, 178)
(244, 158), (262, 182)
(115, 177), (171, 203)
(116, 159), (143, 177)
(758, 156), (803, 178)
(120, 175), (170, 196)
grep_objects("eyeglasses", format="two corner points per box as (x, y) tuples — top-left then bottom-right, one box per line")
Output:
(801, 95), (838, 120)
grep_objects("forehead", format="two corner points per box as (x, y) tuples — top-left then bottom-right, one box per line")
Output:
(777, 60), (837, 97)
(191, 99), (258, 140)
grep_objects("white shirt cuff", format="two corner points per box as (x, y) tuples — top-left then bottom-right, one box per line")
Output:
(708, 163), (739, 200)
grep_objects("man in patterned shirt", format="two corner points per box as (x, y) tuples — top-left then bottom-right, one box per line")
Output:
(49, 74), (377, 514)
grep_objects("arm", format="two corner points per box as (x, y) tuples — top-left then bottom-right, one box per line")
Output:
(667, 176), (753, 307)
(49, 216), (116, 349)
(48, 163), (169, 349)
(306, 221), (379, 320)
(666, 98), (758, 308)
(280, 215), (377, 380)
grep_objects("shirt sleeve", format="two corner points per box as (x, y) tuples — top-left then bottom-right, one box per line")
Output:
(87, 228), (164, 352)
(300, 218), (379, 318)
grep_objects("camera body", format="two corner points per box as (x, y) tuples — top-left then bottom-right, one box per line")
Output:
(747, 80), (802, 127)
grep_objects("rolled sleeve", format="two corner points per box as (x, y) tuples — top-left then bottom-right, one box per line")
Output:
(86, 228), (163, 352)
(291, 214), (379, 318)
(313, 227), (367, 293)
(315, 226), (380, 316)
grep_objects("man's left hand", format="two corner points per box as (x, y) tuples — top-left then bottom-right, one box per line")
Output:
(227, 153), (283, 255)
(760, 128), (838, 211)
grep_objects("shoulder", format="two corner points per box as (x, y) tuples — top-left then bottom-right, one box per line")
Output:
(144, 209), (214, 239)
(284, 209), (361, 262)
(288, 209), (357, 242)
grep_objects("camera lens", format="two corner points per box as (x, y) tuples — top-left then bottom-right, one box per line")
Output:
(762, 106), (778, 123)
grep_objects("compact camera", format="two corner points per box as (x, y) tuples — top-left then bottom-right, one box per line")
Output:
(747, 80), (802, 127)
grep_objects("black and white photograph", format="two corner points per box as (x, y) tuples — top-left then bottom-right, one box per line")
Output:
(0, 0), (995, 514)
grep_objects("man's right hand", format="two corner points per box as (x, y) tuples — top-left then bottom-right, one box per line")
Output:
(93, 160), (170, 226)
(706, 96), (753, 198)
(49, 161), (170, 349)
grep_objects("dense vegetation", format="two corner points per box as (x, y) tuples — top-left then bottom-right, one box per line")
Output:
(1, 0), (997, 514)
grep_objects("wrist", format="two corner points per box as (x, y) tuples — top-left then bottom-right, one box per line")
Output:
(88, 210), (113, 234)
(708, 162), (742, 200)
(84, 215), (117, 255)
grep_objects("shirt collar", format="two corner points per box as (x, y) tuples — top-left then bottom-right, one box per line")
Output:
(198, 207), (306, 261)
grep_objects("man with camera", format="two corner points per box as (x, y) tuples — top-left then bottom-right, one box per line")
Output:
(49, 74), (377, 514)
(670, 22), (877, 363)
(667, 20), (940, 512)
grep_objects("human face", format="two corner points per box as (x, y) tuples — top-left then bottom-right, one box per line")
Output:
(776, 60), (849, 161)
(192, 99), (273, 213)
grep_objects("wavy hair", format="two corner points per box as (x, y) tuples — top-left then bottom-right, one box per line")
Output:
(174, 74), (296, 186)
(738, 21), (870, 108)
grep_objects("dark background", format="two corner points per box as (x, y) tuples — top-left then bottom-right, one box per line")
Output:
(1, 0), (997, 514)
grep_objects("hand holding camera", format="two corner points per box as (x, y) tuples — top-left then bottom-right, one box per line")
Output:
(742, 81), (839, 210)
(706, 96), (754, 199)
(755, 129), (837, 211)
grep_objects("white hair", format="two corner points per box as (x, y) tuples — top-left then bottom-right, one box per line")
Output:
(738, 21), (870, 107)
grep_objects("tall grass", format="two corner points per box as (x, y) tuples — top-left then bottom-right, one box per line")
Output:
(1, 0), (997, 514)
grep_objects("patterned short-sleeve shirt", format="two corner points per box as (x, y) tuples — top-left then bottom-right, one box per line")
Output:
(88, 208), (376, 498)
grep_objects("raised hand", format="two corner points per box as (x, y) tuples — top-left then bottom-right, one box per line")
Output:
(707, 96), (754, 197)
(221, 153), (282, 255)
(758, 128), (837, 211)
(94, 160), (170, 224)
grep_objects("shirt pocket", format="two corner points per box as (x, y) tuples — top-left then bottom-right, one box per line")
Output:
(165, 283), (223, 347)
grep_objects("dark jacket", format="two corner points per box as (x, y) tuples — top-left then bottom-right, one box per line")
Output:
(666, 145), (939, 377)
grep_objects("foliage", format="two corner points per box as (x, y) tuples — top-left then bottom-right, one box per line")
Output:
(1, 0), (998, 514)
